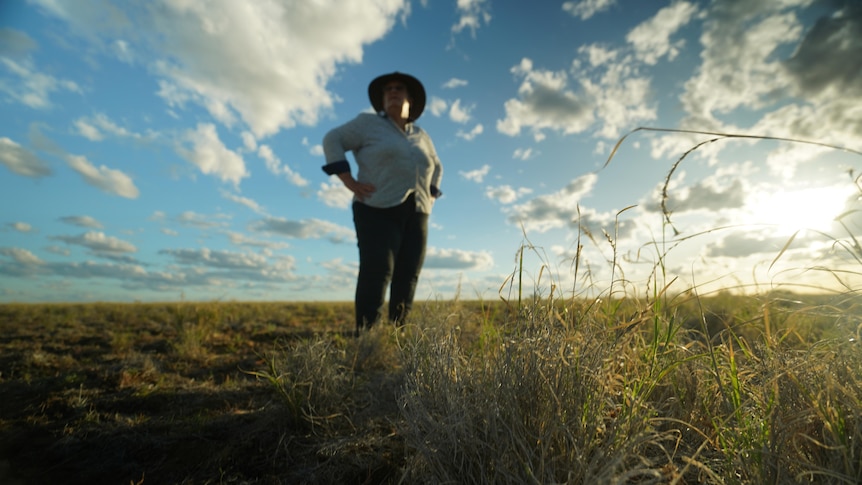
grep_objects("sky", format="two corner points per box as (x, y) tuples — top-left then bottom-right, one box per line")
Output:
(1, 0), (861, 304)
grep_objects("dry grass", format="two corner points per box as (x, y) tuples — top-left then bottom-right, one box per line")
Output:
(1, 294), (860, 484)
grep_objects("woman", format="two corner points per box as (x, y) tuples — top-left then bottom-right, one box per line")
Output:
(322, 72), (443, 333)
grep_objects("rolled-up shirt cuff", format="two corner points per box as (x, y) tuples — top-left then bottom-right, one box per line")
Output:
(322, 160), (350, 175)
(431, 185), (442, 198)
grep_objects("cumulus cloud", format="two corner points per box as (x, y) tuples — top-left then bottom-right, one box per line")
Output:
(0, 247), (43, 265)
(506, 173), (598, 232)
(579, 54), (656, 139)
(562, 0), (617, 21)
(428, 97), (448, 117)
(451, 0), (491, 38)
(258, 144), (308, 187)
(626, 2), (699, 65)
(73, 113), (143, 141)
(513, 147), (537, 160)
(317, 180), (354, 208)
(571, 205), (640, 241)
(175, 211), (231, 229)
(0, 137), (52, 177)
(442, 78), (468, 89)
(0, 57), (81, 109)
(33, 0), (410, 137)
(226, 231), (290, 250)
(160, 247), (270, 270)
(177, 123), (248, 185)
(220, 189), (266, 215)
(456, 124), (484, 141)
(250, 217), (355, 243)
(499, 3), (705, 143)
(59, 216), (103, 228)
(1, 247), (296, 290)
(497, 58), (594, 141)
(449, 99), (473, 123)
(705, 230), (814, 258)
(51, 231), (137, 256)
(642, 177), (746, 214)
(485, 185), (533, 204)
(425, 247), (494, 270)
(7, 222), (34, 233)
(681, 5), (803, 119)
(784, 4), (862, 101)
(460, 164), (490, 183)
(66, 154), (140, 199)
(648, 1), (862, 169)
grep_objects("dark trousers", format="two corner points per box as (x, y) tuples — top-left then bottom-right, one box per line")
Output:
(352, 193), (428, 331)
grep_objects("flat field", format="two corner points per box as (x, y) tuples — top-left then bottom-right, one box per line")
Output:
(1, 296), (860, 484)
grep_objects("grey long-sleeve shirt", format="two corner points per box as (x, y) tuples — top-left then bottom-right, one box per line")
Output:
(321, 112), (443, 214)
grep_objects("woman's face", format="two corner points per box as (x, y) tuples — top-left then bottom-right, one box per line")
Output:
(383, 81), (411, 119)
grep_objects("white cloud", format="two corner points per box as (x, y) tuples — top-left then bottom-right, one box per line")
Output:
(44, 245), (71, 256)
(626, 2), (699, 65)
(456, 123), (483, 141)
(226, 231), (290, 250)
(485, 185), (533, 204)
(451, 0), (491, 38)
(178, 123), (248, 186)
(0, 57), (81, 109)
(0, 137), (52, 177)
(32, 0), (410, 137)
(59, 216), (103, 228)
(682, 8), (803, 119)
(497, 58), (594, 140)
(250, 217), (355, 244)
(580, 44), (618, 67)
(642, 177), (746, 214)
(258, 144), (309, 187)
(506, 173), (598, 232)
(650, 1), (862, 169)
(460, 164), (490, 183)
(220, 189), (266, 214)
(8, 222), (34, 233)
(52, 231), (137, 255)
(562, 0), (617, 20)
(160, 247), (268, 270)
(428, 97), (448, 117)
(73, 113), (141, 141)
(175, 211), (231, 229)
(513, 147), (537, 160)
(449, 99), (474, 124)
(317, 180), (354, 209)
(425, 246), (494, 270)
(241, 131), (257, 151)
(442, 78), (468, 89)
(66, 154), (140, 199)
(579, 55), (656, 139)
(0, 247), (43, 265)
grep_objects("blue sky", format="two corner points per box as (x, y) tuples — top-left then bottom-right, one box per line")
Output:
(2, 0), (861, 303)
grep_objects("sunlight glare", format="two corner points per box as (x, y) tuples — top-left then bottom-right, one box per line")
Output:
(746, 187), (847, 235)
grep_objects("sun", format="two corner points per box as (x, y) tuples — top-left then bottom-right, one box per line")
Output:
(745, 187), (848, 235)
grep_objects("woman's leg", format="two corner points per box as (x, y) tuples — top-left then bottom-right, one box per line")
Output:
(389, 208), (428, 324)
(352, 202), (400, 332)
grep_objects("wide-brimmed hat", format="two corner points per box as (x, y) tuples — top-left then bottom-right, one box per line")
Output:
(368, 72), (426, 121)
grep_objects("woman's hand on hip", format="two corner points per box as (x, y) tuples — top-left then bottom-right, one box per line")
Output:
(338, 173), (376, 201)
